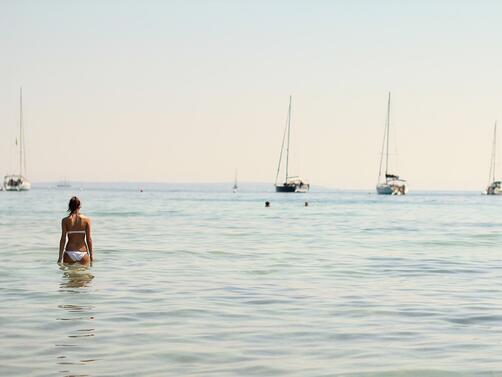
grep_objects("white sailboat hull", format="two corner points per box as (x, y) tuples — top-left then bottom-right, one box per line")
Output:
(376, 181), (407, 195)
(4, 183), (31, 191)
(3, 175), (31, 191)
(376, 184), (394, 195)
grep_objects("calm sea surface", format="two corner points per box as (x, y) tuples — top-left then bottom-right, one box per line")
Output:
(1, 184), (502, 376)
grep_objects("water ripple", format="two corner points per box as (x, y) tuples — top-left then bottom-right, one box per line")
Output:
(2, 189), (502, 376)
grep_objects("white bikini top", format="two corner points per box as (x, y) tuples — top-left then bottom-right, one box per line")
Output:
(67, 230), (86, 235)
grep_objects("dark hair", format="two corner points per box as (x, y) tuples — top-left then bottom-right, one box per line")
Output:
(68, 196), (81, 214)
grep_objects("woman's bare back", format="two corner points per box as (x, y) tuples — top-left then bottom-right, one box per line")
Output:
(63, 214), (90, 252)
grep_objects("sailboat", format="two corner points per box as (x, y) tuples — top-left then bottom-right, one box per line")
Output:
(232, 169), (238, 193)
(57, 178), (72, 188)
(274, 96), (309, 193)
(3, 88), (31, 191)
(376, 92), (407, 195)
(484, 122), (501, 195)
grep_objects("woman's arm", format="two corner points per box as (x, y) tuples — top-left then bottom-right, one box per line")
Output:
(58, 219), (66, 263)
(86, 219), (93, 261)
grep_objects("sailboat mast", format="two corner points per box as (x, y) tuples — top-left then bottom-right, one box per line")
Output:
(275, 104), (289, 185)
(377, 96), (386, 184)
(285, 95), (292, 182)
(19, 87), (23, 177)
(385, 92), (391, 177)
(492, 122), (497, 183)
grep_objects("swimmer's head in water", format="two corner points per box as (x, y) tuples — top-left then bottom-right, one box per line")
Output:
(68, 196), (81, 214)
(265, 201), (270, 207)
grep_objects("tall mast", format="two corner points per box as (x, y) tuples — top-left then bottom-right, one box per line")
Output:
(19, 87), (23, 177)
(494, 122), (497, 183)
(385, 92), (391, 177)
(489, 121), (497, 184)
(378, 92), (390, 184)
(275, 100), (289, 185)
(285, 95), (292, 182)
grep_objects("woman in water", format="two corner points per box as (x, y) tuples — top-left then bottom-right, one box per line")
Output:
(58, 196), (93, 264)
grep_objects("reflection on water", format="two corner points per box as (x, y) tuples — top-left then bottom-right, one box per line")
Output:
(57, 265), (97, 376)
(59, 264), (94, 290)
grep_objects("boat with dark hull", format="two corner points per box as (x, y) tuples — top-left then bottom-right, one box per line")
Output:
(276, 177), (309, 193)
(274, 96), (309, 193)
(275, 184), (296, 193)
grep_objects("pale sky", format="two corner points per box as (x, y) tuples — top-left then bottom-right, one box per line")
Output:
(1, 0), (502, 190)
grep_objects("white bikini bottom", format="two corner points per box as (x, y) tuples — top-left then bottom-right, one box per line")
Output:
(65, 251), (88, 262)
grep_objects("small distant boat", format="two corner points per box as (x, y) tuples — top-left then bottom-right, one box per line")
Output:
(484, 122), (501, 195)
(274, 96), (310, 193)
(376, 92), (407, 195)
(232, 169), (238, 193)
(3, 87), (31, 192)
(57, 178), (72, 188)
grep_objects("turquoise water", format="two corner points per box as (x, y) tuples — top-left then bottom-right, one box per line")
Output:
(1, 185), (502, 376)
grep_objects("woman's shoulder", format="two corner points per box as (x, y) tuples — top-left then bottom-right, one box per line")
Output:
(79, 214), (92, 224)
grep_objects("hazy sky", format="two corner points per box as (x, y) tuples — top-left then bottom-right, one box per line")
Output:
(1, 0), (502, 190)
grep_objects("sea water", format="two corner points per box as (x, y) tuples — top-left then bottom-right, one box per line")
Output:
(1, 184), (502, 376)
